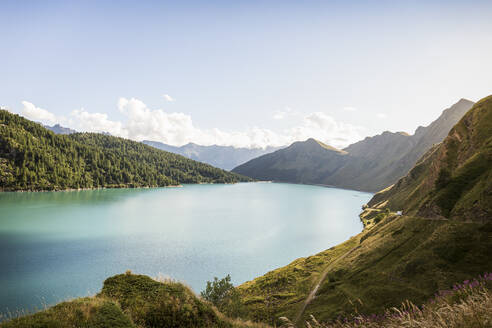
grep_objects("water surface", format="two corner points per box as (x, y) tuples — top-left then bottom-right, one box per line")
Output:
(0, 183), (371, 316)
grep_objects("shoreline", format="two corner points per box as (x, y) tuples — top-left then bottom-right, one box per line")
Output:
(0, 184), (184, 193)
(254, 180), (375, 195)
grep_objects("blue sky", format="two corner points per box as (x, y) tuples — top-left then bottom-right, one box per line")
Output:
(2, 0), (492, 148)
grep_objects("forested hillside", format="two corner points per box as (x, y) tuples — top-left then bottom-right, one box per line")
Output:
(0, 110), (250, 191)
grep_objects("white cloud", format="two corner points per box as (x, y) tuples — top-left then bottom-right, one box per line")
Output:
(376, 113), (387, 119)
(21, 101), (58, 125)
(69, 109), (126, 136)
(162, 94), (175, 102)
(343, 106), (357, 112)
(15, 99), (362, 150)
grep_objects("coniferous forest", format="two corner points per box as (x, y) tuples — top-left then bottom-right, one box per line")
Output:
(0, 110), (251, 191)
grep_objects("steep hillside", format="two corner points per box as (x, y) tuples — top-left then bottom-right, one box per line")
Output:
(0, 110), (250, 191)
(143, 140), (282, 171)
(233, 99), (474, 192)
(368, 95), (492, 221)
(237, 96), (491, 325)
(238, 215), (492, 325)
(232, 138), (349, 184)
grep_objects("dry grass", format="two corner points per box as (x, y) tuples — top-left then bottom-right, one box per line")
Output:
(279, 280), (492, 328)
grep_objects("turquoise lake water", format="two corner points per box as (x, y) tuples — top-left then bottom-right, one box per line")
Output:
(0, 183), (372, 317)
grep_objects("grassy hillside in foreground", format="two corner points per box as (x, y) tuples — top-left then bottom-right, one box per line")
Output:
(0, 110), (251, 191)
(238, 215), (492, 325)
(1, 272), (270, 328)
(368, 95), (492, 221)
(280, 273), (492, 328)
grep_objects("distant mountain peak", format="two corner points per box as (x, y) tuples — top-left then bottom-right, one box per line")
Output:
(457, 98), (474, 105)
(295, 138), (347, 154)
(44, 124), (77, 135)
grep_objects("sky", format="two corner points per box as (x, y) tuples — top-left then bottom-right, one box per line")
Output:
(1, 0), (492, 149)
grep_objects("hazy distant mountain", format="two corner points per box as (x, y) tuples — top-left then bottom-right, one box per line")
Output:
(44, 124), (77, 135)
(143, 140), (282, 170)
(233, 99), (474, 192)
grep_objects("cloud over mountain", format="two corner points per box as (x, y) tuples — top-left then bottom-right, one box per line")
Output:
(16, 98), (362, 149)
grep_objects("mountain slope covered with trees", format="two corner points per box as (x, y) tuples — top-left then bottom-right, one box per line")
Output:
(0, 110), (250, 191)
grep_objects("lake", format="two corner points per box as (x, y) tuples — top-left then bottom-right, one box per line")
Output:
(0, 183), (372, 317)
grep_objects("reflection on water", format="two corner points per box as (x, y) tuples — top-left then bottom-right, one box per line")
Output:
(0, 183), (372, 316)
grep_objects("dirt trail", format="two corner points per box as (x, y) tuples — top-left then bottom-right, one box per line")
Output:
(293, 245), (358, 325)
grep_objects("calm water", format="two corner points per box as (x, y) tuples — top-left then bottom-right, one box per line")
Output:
(0, 183), (371, 317)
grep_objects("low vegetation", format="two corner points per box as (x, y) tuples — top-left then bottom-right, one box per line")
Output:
(0, 110), (251, 191)
(279, 273), (492, 328)
(201, 275), (245, 319)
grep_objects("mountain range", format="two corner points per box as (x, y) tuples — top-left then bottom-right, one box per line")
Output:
(143, 140), (282, 171)
(233, 98), (475, 192)
(44, 124), (77, 135)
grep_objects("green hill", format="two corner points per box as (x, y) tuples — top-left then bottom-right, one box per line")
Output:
(368, 95), (492, 221)
(233, 99), (474, 192)
(0, 110), (251, 191)
(236, 96), (492, 325)
(1, 272), (265, 328)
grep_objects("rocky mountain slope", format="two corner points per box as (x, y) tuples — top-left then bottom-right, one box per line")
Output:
(233, 99), (474, 192)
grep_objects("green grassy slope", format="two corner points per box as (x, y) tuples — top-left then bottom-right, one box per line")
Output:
(368, 95), (492, 221)
(1, 272), (269, 328)
(0, 110), (251, 191)
(238, 215), (492, 325)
